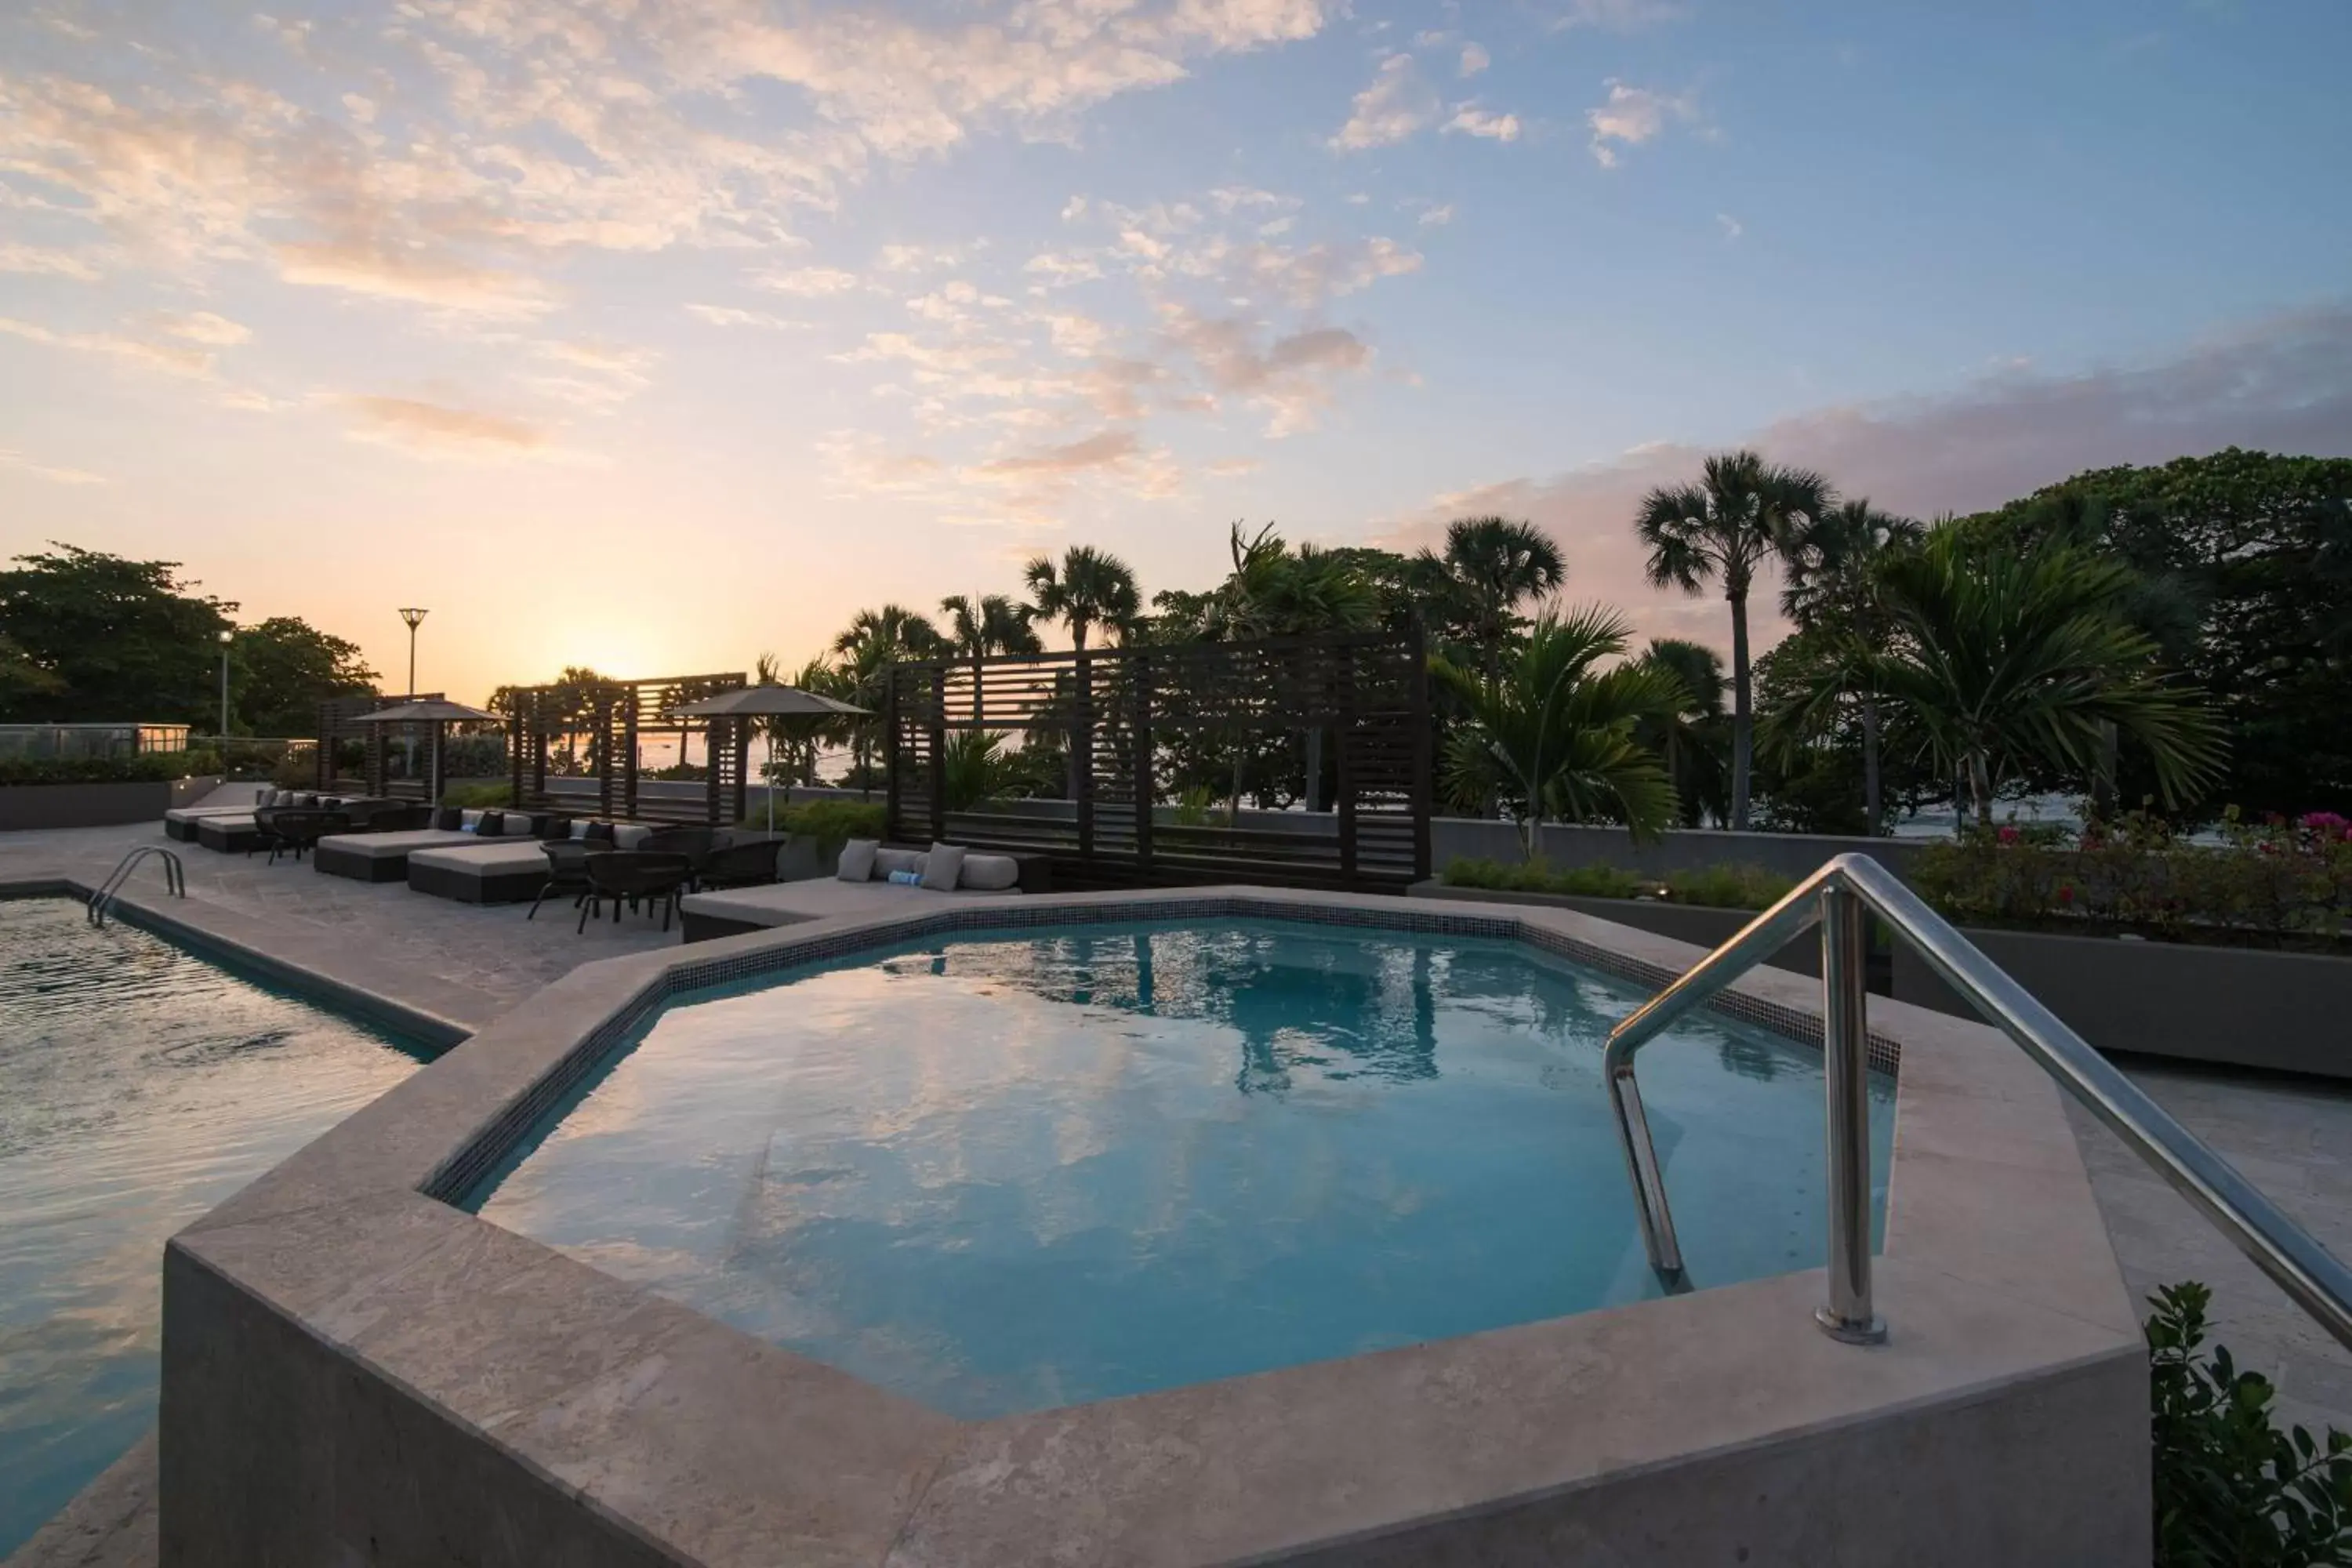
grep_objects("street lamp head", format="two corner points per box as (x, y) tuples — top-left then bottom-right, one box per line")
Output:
(218, 630), (234, 644)
(397, 607), (429, 630)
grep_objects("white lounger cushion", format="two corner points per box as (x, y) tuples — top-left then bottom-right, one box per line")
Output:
(316, 829), (485, 858)
(409, 841), (557, 877)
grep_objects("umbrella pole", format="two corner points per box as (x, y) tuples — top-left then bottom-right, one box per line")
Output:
(767, 729), (777, 835)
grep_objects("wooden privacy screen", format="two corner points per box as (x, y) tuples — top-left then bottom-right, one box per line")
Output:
(316, 692), (445, 798)
(887, 628), (1432, 891)
(504, 673), (749, 826)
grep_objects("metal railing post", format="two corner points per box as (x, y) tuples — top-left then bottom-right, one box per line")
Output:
(1817, 884), (1886, 1344)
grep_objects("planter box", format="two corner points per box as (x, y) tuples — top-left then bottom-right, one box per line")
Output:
(1409, 880), (1825, 978)
(1892, 926), (2352, 1080)
(0, 775), (220, 832)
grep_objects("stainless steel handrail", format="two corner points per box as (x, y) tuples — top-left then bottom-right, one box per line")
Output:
(1605, 851), (2352, 1350)
(89, 845), (184, 927)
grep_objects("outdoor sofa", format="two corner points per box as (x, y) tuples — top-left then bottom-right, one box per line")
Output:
(189, 791), (416, 853)
(678, 840), (1047, 942)
(314, 807), (547, 884)
(403, 815), (678, 904)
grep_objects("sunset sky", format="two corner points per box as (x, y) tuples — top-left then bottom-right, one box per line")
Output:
(2, 0), (2347, 702)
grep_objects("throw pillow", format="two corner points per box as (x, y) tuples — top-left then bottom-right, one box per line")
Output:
(433, 807), (463, 831)
(583, 820), (616, 844)
(542, 817), (572, 841)
(613, 824), (654, 849)
(874, 847), (923, 880)
(921, 841), (966, 891)
(837, 838), (880, 883)
(887, 869), (922, 887)
(959, 853), (1020, 891)
(477, 811), (505, 836)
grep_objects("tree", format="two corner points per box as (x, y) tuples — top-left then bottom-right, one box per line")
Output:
(0, 544), (234, 724)
(231, 617), (377, 736)
(1635, 637), (1730, 828)
(938, 592), (1041, 722)
(1023, 545), (1140, 653)
(1962, 448), (2352, 816)
(1783, 529), (2227, 824)
(1417, 516), (1566, 681)
(830, 605), (947, 795)
(1430, 605), (1683, 854)
(1635, 452), (1832, 829)
(1777, 499), (1924, 832)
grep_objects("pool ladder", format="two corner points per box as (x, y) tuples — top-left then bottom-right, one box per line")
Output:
(88, 845), (185, 929)
(1608, 851), (2352, 1350)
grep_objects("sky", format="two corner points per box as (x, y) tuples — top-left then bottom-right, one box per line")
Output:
(2, 0), (2348, 704)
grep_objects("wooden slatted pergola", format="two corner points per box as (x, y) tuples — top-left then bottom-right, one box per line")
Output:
(887, 627), (1431, 891)
(503, 671), (750, 826)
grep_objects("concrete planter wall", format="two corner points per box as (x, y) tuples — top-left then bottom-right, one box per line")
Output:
(1408, 880), (1823, 978)
(1893, 926), (2352, 1080)
(0, 775), (220, 832)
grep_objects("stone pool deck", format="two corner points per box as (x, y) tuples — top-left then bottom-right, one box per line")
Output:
(6, 814), (2352, 1560)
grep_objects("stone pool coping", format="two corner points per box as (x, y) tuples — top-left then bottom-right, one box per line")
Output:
(162, 885), (2150, 1563)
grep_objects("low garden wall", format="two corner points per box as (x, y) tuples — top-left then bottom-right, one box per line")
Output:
(0, 775), (220, 832)
(1892, 928), (2352, 1080)
(1407, 880), (1826, 979)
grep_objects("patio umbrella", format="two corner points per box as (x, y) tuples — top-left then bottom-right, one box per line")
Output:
(351, 699), (504, 803)
(669, 685), (869, 833)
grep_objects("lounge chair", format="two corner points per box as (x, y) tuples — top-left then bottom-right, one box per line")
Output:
(525, 841), (597, 921)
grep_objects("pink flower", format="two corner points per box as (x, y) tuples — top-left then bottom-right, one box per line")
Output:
(1996, 825), (2020, 845)
(2058, 884), (2075, 905)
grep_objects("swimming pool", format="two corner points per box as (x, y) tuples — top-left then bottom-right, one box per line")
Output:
(474, 917), (1895, 1419)
(0, 898), (430, 1555)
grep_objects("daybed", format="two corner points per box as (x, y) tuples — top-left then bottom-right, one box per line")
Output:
(314, 808), (544, 884)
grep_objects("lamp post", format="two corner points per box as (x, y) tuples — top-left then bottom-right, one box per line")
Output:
(397, 608), (428, 784)
(217, 629), (234, 742)
(397, 608), (428, 697)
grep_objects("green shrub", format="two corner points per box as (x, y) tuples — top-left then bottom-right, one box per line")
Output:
(746, 798), (885, 848)
(2149, 1281), (2352, 1565)
(1663, 863), (1795, 910)
(439, 781), (513, 808)
(1439, 857), (1793, 909)
(1912, 810), (2352, 945)
(0, 753), (217, 786)
(1440, 857), (1646, 899)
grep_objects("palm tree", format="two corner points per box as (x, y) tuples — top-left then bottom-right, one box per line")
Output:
(1635, 637), (1730, 828)
(1204, 524), (1377, 818)
(830, 604), (946, 795)
(1778, 499), (1924, 832)
(1635, 450), (1831, 829)
(1417, 516), (1566, 681)
(1777, 530), (2226, 823)
(1023, 545), (1140, 654)
(1430, 605), (1683, 854)
(938, 592), (1041, 721)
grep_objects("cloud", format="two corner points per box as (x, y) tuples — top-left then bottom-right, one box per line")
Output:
(684, 303), (806, 331)
(756, 266), (863, 297)
(520, 338), (653, 411)
(0, 448), (107, 485)
(1587, 80), (1700, 166)
(1160, 308), (1375, 436)
(1418, 204), (1456, 227)
(156, 311), (252, 346)
(1549, 0), (1685, 29)
(1446, 104), (1523, 142)
(1330, 54), (1438, 151)
(1205, 456), (1262, 477)
(975, 429), (1142, 476)
(0, 315), (216, 377)
(342, 394), (548, 457)
(276, 239), (555, 314)
(1716, 212), (1744, 241)
(1377, 304), (2352, 652)
(1460, 42), (1490, 77)
(0, 243), (102, 281)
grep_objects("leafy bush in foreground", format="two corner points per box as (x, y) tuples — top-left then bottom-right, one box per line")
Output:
(739, 798), (886, 848)
(2149, 1282), (2352, 1566)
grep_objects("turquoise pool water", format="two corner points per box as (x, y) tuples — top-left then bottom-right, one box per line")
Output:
(0, 898), (429, 1555)
(477, 919), (1896, 1419)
